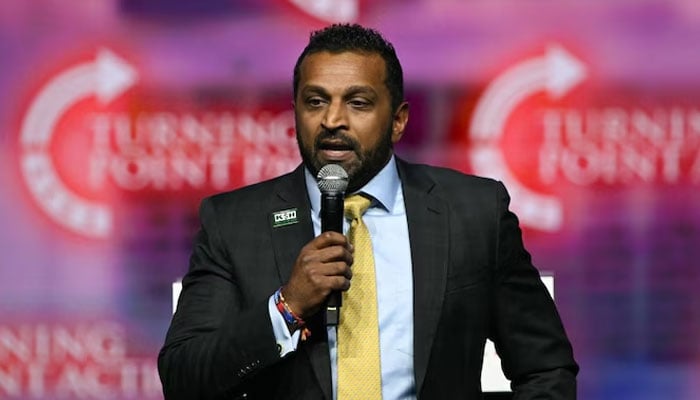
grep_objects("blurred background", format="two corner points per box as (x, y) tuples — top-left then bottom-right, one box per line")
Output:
(1, 0), (699, 398)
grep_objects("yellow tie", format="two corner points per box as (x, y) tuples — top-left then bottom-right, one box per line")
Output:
(338, 194), (382, 400)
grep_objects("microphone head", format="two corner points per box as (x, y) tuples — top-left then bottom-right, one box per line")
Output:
(316, 164), (349, 194)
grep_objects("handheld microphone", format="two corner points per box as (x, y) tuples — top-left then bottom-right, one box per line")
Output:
(316, 164), (348, 326)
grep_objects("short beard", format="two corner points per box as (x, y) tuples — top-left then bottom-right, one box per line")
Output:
(297, 125), (394, 193)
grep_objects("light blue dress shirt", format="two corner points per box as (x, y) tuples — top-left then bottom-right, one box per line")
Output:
(268, 156), (416, 399)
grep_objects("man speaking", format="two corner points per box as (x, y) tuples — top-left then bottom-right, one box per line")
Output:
(158, 24), (578, 399)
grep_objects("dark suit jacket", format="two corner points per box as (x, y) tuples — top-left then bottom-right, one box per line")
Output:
(158, 158), (578, 399)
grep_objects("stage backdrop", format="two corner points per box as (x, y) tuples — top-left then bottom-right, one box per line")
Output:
(1, 1), (699, 398)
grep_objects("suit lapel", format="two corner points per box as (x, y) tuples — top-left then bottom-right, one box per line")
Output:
(397, 159), (449, 395)
(268, 165), (333, 400)
(268, 165), (314, 284)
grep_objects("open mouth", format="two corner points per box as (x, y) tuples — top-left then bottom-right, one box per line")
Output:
(318, 139), (355, 160)
(318, 138), (354, 151)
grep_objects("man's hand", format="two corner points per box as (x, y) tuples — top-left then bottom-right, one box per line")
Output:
(281, 232), (353, 319)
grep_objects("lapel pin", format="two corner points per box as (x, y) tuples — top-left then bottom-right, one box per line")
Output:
(272, 208), (299, 228)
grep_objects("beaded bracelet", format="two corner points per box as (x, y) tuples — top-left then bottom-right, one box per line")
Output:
(274, 287), (311, 340)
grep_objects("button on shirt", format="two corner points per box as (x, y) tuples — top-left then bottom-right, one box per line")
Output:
(268, 156), (416, 399)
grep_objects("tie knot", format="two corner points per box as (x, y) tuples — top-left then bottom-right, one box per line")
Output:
(344, 194), (371, 219)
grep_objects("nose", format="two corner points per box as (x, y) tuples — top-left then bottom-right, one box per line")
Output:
(321, 100), (348, 131)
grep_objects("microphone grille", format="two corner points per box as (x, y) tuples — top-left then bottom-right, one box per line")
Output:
(316, 164), (349, 194)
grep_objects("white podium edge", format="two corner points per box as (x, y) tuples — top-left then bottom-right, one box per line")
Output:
(481, 274), (554, 392)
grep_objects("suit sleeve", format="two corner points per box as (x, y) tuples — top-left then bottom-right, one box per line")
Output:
(490, 182), (579, 399)
(157, 197), (283, 400)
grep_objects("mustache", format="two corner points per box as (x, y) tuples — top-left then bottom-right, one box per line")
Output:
(314, 129), (359, 153)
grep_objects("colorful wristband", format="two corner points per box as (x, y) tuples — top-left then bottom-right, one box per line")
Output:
(274, 287), (310, 340)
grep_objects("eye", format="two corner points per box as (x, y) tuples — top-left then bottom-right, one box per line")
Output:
(348, 98), (371, 109)
(306, 97), (326, 108)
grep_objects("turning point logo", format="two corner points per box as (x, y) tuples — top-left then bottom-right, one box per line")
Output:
(19, 49), (138, 239)
(469, 44), (587, 232)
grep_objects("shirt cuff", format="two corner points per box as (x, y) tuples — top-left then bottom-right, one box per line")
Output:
(268, 294), (301, 357)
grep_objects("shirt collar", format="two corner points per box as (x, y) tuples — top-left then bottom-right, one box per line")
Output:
(305, 156), (400, 214)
